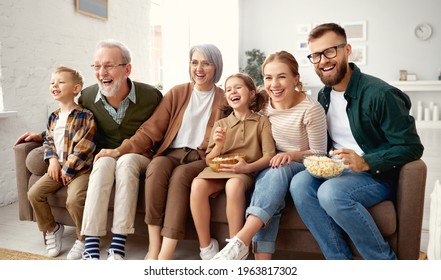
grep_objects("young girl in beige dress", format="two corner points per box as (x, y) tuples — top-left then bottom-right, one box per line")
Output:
(190, 73), (276, 260)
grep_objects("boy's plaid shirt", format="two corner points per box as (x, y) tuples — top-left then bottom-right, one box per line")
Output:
(44, 105), (97, 178)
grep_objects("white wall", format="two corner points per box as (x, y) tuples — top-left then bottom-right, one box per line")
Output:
(240, 0), (441, 87)
(0, 0), (240, 207)
(0, 0), (152, 206)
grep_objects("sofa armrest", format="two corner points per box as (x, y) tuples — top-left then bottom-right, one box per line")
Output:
(13, 142), (42, 221)
(395, 159), (427, 259)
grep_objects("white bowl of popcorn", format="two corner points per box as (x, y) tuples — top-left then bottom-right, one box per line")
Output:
(303, 154), (345, 179)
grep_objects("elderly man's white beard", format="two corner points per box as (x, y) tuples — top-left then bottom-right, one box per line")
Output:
(100, 80), (121, 97)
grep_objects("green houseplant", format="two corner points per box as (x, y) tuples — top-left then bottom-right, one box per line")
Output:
(241, 49), (266, 87)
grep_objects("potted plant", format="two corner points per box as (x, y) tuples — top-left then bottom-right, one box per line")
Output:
(241, 49), (266, 87)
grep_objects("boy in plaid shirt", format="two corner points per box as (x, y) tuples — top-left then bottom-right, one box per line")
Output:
(27, 66), (97, 259)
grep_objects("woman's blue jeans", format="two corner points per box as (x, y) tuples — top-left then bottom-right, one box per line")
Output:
(247, 162), (305, 254)
(290, 169), (397, 260)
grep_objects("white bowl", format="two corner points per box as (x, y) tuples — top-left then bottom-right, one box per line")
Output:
(303, 154), (345, 179)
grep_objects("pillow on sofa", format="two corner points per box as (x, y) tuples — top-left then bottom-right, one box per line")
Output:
(26, 146), (48, 176)
(428, 179), (441, 260)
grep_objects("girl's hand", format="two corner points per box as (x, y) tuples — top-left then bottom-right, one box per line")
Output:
(269, 152), (292, 168)
(218, 156), (248, 173)
(213, 126), (227, 147)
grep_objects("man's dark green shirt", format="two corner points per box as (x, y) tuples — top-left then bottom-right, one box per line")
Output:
(317, 63), (423, 182)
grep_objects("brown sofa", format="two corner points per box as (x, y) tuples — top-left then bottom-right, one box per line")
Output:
(14, 141), (427, 259)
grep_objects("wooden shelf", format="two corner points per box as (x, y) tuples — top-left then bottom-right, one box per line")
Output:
(0, 111), (17, 119)
(388, 81), (441, 92)
(416, 121), (441, 129)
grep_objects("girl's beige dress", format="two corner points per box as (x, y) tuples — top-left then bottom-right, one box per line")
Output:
(196, 112), (276, 189)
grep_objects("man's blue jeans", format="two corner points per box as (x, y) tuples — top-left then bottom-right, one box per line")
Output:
(290, 169), (397, 260)
(247, 162), (305, 254)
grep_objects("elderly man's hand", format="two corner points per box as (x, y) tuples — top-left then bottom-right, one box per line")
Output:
(94, 148), (121, 163)
(14, 132), (44, 147)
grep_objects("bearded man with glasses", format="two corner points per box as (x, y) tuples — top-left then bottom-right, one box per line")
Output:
(290, 23), (423, 260)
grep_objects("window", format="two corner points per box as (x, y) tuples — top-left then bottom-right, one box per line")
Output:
(160, 0), (239, 92)
(149, 0), (163, 90)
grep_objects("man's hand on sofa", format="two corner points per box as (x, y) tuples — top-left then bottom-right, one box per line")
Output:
(13, 131), (44, 147)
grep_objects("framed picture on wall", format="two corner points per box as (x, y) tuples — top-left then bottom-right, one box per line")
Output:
(342, 21), (367, 41)
(297, 24), (312, 35)
(297, 39), (308, 50)
(76, 0), (108, 21)
(349, 45), (366, 65)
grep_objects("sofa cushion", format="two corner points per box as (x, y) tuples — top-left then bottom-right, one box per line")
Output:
(368, 201), (396, 236)
(29, 174), (42, 192)
(26, 146), (48, 176)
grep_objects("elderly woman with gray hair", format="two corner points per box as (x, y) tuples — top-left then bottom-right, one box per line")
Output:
(95, 44), (225, 259)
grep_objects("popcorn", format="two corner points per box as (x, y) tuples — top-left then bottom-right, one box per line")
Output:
(303, 155), (345, 179)
(209, 153), (246, 172)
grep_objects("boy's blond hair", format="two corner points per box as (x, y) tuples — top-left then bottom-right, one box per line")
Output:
(54, 66), (84, 89)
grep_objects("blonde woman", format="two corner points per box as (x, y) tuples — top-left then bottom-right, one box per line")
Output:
(213, 51), (327, 260)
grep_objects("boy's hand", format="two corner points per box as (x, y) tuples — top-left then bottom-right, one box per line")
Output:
(47, 158), (61, 182)
(14, 132), (44, 147)
(61, 174), (73, 186)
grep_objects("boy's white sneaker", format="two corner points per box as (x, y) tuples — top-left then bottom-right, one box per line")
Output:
(199, 238), (219, 260)
(211, 236), (249, 260)
(67, 240), (85, 260)
(45, 223), (64, 257)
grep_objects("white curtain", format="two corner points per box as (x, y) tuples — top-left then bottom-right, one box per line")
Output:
(428, 179), (441, 259)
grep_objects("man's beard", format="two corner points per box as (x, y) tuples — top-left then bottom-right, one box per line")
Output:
(100, 79), (121, 97)
(316, 59), (347, 87)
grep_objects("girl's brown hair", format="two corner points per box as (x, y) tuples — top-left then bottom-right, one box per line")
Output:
(222, 72), (269, 117)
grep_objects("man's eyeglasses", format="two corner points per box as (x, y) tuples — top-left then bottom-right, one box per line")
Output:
(91, 64), (127, 71)
(307, 43), (346, 64)
(190, 60), (213, 69)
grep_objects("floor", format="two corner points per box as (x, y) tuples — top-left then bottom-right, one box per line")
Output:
(0, 202), (311, 260)
(0, 202), (433, 279)
(0, 202), (201, 260)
